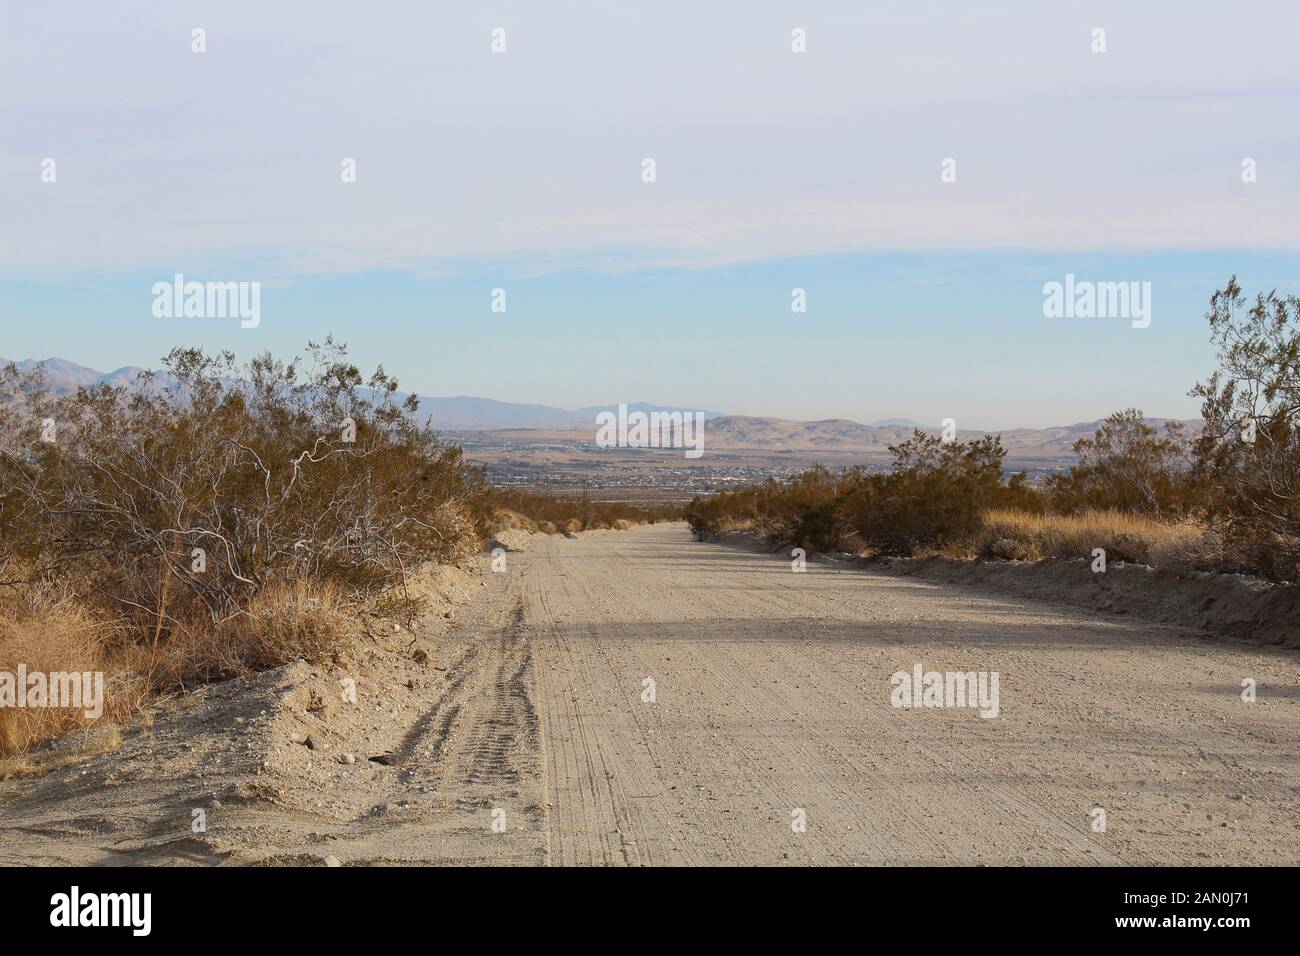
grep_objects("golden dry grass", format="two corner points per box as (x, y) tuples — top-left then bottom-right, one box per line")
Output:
(491, 508), (540, 535)
(148, 579), (353, 690)
(0, 575), (352, 760)
(493, 508), (644, 536)
(0, 723), (124, 779)
(979, 508), (1219, 568)
(0, 580), (143, 758)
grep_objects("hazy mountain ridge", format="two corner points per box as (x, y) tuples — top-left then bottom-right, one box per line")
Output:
(1, 357), (152, 391)
(0, 358), (723, 431)
(702, 414), (1201, 455)
(2, 358), (1198, 452)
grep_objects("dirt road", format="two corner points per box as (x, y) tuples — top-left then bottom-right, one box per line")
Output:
(516, 524), (1297, 865)
(1, 523), (1295, 865)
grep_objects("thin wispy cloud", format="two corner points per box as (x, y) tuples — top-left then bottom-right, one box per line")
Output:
(2, 0), (1297, 281)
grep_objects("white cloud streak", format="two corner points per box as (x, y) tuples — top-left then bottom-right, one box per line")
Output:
(2, 0), (1297, 279)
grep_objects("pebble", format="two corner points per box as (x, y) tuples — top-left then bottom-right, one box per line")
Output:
(339, 753), (356, 765)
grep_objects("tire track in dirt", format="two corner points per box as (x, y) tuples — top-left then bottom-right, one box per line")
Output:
(673, 563), (1136, 864)
(518, 524), (1299, 866)
(534, 535), (1092, 864)
(5, 523), (1291, 866)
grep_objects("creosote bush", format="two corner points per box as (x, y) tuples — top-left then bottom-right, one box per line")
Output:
(688, 432), (1043, 555)
(844, 432), (1042, 555)
(1, 340), (484, 626)
(1046, 409), (1197, 517)
(1189, 277), (1300, 581)
(0, 340), (493, 741)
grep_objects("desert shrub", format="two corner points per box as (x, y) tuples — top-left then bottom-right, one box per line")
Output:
(0, 340), (485, 639)
(689, 433), (1043, 555)
(753, 465), (856, 551)
(1047, 409), (1196, 516)
(0, 340), (497, 756)
(1146, 521), (1228, 572)
(692, 279), (1300, 582)
(1190, 277), (1300, 581)
(686, 470), (851, 549)
(686, 489), (756, 540)
(844, 432), (1040, 555)
(985, 536), (1034, 561)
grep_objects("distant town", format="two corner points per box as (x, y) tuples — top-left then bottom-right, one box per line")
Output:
(452, 429), (1075, 504)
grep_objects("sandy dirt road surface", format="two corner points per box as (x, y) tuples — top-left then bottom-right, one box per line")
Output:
(516, 524), (1297, 865)
(1, 523), (1295, 865)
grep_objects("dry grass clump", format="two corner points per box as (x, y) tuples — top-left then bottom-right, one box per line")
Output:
(491, 509), (539, 535)
(218, 579), (350, 672)
(489, 499), (673, 537)
(979, 509), (1218, 569)
(147, 580), (352, 690)
(0, 580), (143, 758)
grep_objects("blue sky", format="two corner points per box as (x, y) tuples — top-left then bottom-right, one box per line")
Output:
(2, 1), (1298, 427)
(4, 252), (1297, 429)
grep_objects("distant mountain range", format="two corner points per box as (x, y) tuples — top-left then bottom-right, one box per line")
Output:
(414, 397), (726, 431)
(1, 358), (1198, 455)
(1, 357), (150, 392)
(700, 415), (1199, 456)
(0, 358), (723, 431)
